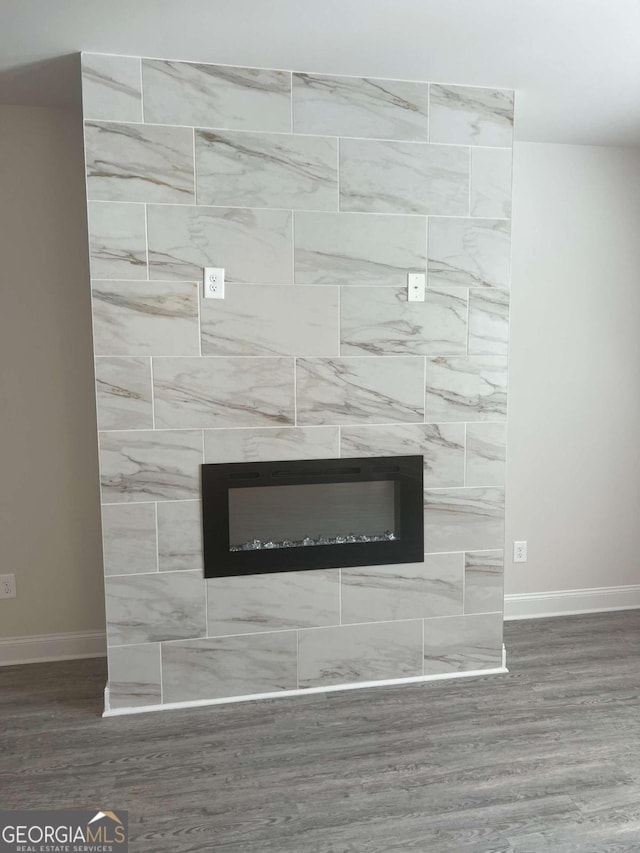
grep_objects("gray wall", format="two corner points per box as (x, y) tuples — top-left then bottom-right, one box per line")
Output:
(81, 53), (513, 710)
(505, 141), (640, 596)
(0, 105), (105, 638)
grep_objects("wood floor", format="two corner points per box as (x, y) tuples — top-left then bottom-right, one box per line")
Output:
(3, 612), (640, 852)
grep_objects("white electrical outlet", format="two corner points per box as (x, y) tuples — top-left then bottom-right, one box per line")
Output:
(203, 267), (225, 299)
(0, 574), (16, 599)
(513, 541), (527, 563)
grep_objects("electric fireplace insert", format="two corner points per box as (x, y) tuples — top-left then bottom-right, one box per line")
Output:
(201, 455), (424, 578)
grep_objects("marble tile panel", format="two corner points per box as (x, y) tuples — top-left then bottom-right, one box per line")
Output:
(340, 285), (467, 356)
(91, 281), (199, 357)
(294, 211), (426, 286)
(298, 620), (423, 688)
(153, 357), (295, 429)
(195, 130), (338, 210)
(468, 288), (510, 355)
(465, 423), (507, 487)
(87, 201), (147, 280)
(341, 553), (463, 623)
(95, 356), (153, 430)
(340, 423), (464, 488)
(108, 643), (161, 709)
(201, 283), (339, 356)
(425, 356), (508, 422)
(106, 570), (205, 646)
(207, 569), (339, 637)
(161, 631), (297, 703)
(142, 60), (291, 132)
(340, 139), (469, 215)
(296, 357), (424, 425)
(157, 500), (203, 572)
(101, 503), (157, 576)
(423, 612), (503, 674)
(424, 487), (505, 553)
(471, 147), (513, 218)
(427, 217), (511, 290)
(429, 84), (514, 147)
(99, 430), (203, 503)
(147, 204), (292, 283)
(204, 426), (339, 463)
(293, 73), (429, 140)
(81, 54), (142, 122)
(85, 121), (195, 203)
(465, 550), (504, 614)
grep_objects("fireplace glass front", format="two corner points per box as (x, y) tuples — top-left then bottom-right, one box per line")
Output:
(202, 455), (424, 578)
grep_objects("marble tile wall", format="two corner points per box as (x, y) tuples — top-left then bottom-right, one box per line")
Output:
(81, 53), (513, 711)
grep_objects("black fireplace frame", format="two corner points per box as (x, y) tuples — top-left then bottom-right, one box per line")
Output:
(201, 455), (424, 579)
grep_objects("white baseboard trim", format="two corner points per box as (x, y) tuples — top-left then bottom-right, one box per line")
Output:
(103, 646), (508, 717)
(0, 630), (106, 666)
(505, 585), (640, 620)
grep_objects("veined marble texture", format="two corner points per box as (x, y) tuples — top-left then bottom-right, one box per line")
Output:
(298, 620), (423, 688)
(469, 288), (510, 356)
(195, 130), (338, 210)
(294, 211), (426, 286)
(465, 550), (504, 615)
(340, 423), (465, 488)
(91, 281), (199, 357)
(425, 356), (508, 422)
(200, 283), (339, 357)
(340, 285), (467, 356)
(147, 205), (292, 283)
(471, 147), (513, 218)
(81, 54), (142, 122)
(423, 612), (503, 674)
(293, 73), (429, 140)
(85, 121), (195, 204)
(207, 569), (339, 637)
(424, 487), (505, 553)
(106, 570), (205, 646)
(87, 202), (147, 280)
(466, 423), (507, 487)
(429, 84), (514, 147)
(161, 631), (297, 703)
(157, 500), (202, 572)
(101, 503), (157, 575)
(152, 357), (295, 429)
(341, 553), (463, 624)
(108, 643), (161, 709)
(95, 356), (153, 430)
(427, 217), (511, 290)
(204, 426), (339, 463)
(296, 357), (424, 425)
(340, 139), (469, 215)
(99, 430), (203, 503)
(142, 60), (292, 132)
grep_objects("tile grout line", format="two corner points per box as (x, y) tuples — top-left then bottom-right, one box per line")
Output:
(158, 642), (164, 705)
(192, 127), (197, 203)
(468, 147), (473, 216)
(87, 197), (511, 220)
(154, 502), (159, 572)
(143, 204), (150, 280)
(149, 357), (156, 429)
(138, 58), (145, 122)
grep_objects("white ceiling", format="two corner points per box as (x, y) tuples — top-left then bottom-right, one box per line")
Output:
(1, 0), (639, 146)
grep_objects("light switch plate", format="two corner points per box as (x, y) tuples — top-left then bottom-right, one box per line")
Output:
(407, 273), (426, 302)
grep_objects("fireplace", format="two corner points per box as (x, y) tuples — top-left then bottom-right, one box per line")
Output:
(201, 456), (424, 578)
